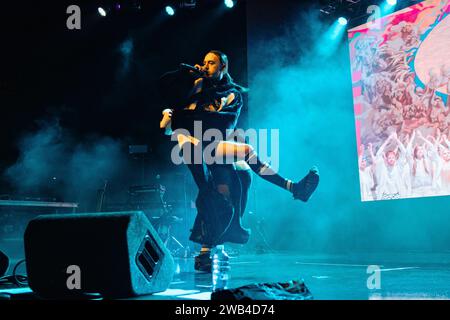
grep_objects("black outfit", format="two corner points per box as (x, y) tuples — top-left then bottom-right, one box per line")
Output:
(159, 68), (251, 246)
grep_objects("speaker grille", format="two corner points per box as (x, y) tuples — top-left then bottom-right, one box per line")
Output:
(136, 232), (162, 280)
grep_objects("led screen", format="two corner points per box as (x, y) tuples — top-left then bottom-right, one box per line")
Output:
(349, 0), (450, 201)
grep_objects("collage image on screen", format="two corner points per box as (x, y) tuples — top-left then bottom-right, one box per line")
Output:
(349, 0), (450, 201)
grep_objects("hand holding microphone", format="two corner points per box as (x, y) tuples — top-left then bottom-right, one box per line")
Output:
(179, 63), (206, 78)
(194, 63), (203, 71)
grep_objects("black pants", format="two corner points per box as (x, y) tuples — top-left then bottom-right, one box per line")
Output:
(184, 145), (251, 246)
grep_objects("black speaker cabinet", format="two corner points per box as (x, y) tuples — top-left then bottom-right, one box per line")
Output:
(24, 211), (175, 299)
(0, 250), (9, 277)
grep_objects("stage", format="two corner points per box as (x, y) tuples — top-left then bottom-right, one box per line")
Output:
(133, 251), (450, 300)
(2, 250), (450, 300)
(2, 0), (450, 306)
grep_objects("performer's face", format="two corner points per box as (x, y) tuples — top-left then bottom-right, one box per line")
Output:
(359, 158), (367, 170)
(414, 146), (425, 159)
(443, 149), (450, 162)
(201, 53), (224, 80)
(386, 151), (396, 166)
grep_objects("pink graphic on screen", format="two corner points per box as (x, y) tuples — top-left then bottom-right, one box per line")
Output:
(348, 0), (450, 201)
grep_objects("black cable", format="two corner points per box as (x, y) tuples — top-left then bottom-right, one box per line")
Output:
(13, 259), (27, 286)
(0, 259), (28, 287)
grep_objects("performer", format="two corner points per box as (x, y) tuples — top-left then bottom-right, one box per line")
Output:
(410, 134), (435, 196)
(159, 51), (252, 271)
(369, 132), (409, 199)
(438, 135), (450, 193)
(358, 144), (376, 201)
(159, 50), (319, 270)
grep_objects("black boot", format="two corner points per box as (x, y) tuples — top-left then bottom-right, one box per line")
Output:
(293, 166), (320, 202)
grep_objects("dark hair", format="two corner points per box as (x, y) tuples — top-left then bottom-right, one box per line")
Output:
(208, 50), (249, 93)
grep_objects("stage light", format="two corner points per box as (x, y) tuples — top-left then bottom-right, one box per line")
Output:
(338, 17), (348, 26)
(98, 7), (107, 17)
(224, 0), (234, 9)
(165, 6), (175, 16)
(381, 0), (397, 15)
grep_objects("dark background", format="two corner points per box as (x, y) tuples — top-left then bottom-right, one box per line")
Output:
(1, 0), (450, 255)
(0, 0), (248, 205)
(0, 0), (248, 256)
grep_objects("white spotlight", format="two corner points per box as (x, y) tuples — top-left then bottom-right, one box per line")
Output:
(98, 7), (107, 17)
(387, 0), (397, 5)
(338, 17), (348, 26)
(224, 0), (234, 9)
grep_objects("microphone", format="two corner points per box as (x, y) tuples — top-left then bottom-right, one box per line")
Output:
(179, 63), (205, 77)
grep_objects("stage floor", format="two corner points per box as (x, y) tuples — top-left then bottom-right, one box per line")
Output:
(142, 251), (450, 300)
(2, 251), (450, 300)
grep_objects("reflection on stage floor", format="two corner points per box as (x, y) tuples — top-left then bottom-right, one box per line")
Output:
(133, 251), (450, 300)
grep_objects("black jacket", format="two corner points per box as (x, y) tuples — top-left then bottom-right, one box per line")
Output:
(159, 68), (243, 138)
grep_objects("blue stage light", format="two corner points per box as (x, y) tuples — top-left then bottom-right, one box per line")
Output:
(165, 6), (175, 16)
(338, 17), (348, 26)
(387, 0), (397, 6)
(225, 0), (234, 9)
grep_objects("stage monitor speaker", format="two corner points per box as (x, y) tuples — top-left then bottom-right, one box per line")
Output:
(24, 211), (175, 299)
(0, 250), (9, 277)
